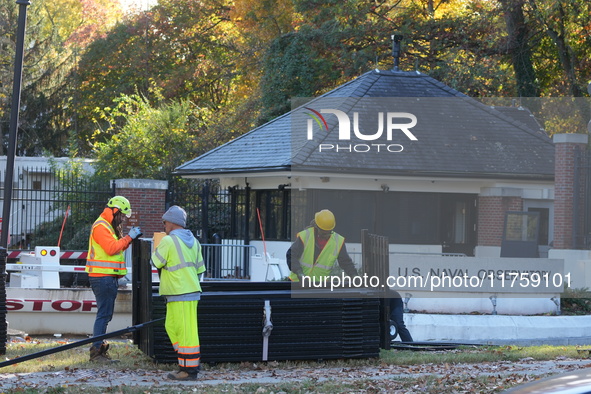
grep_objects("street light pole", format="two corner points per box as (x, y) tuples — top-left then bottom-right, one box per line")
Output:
(0, 0), (31, 356)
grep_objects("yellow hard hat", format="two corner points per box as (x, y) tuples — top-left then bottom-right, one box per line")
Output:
(315, 209), (335, 231)
(107, 196), (132, 217)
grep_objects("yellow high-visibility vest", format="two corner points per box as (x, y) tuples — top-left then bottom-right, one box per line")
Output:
(85, 219), (127, 276)
(151, 234), (205, 295)
(289, 228), (344, 281)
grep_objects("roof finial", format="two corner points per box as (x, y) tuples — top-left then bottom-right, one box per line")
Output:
(391, 34), (403, 71)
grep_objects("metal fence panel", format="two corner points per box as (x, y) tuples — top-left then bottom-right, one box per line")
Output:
(1, 167), (111, 250)
(169, 178), (254, 278)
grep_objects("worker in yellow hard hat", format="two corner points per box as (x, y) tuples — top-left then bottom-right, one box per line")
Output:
(86, 195), (142, 362)
(286, 209), (358, 282)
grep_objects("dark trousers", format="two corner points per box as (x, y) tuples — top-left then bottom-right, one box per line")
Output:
(388, 290), (413, 342)
(89, 276), (118, 349)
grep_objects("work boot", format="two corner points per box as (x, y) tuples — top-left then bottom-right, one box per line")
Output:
(167, 370), (199, 380)
(89, 343), (119, 363)
(89, 345), (110, 363)
(89, 345), (100, 361)
(99, 343), (120, 363)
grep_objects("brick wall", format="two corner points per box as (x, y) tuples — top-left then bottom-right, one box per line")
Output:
(113, 179), (168, 238)
(553, 134), (588, 249)
(477, 194), (523, 246)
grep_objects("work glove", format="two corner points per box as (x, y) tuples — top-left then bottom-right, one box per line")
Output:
(128, 226), (143, 239)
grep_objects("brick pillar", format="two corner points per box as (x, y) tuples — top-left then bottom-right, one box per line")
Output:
(114, 179), (168, 238)
(477, 188), (523, 247)
(553, 134), (588, 249)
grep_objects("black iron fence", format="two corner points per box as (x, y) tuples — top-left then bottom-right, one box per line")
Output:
(168, 178), (248, 243)
(1, 171), (244, 251)
(7, 172), (291, 251)
(1, 166), (112, 251)
(0, 170), (277, 250)
(168, 178), (292, 244)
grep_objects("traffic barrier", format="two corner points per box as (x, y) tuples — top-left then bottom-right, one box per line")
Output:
(8, 246), (61, 288)
(6, 250), (87, 260)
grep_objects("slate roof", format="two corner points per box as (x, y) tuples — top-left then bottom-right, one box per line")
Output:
(175, 69), (554, 180)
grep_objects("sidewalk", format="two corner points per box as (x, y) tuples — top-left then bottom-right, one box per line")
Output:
(2, 359), (591, 390)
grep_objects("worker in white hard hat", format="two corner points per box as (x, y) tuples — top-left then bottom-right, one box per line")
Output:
(286, 209), (358, 281)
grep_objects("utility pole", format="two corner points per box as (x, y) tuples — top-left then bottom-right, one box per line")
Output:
(0, 0), (31, 355)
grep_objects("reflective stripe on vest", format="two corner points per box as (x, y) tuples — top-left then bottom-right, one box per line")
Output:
(158, 235), (205, 272)
(85, 219), (127, 276)
(155, 235), (205, 295)
(290, 228), (344, 280)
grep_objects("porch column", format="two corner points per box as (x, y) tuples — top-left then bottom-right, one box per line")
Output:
(114, 179), (168, 238)
(477, 188), (523, 247)
(553, 133), (588, 249)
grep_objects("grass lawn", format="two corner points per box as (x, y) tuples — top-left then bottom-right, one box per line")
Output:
(1, 337), (590, 393)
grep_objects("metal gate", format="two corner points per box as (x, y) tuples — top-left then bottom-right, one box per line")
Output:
(168, 178), (248, 243)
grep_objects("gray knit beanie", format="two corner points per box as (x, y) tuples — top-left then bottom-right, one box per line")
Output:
(162, 205), (187, 227)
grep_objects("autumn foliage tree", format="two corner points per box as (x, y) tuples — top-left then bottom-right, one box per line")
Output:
(68, 0), (246, 155)
(91, 89), (211, 181)
(2, 0), (590, 162)
(0, 0), (123, 156)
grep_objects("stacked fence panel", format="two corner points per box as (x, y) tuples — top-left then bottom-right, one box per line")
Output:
(134, 239), (382, 364)
(148, 287), (380, 363)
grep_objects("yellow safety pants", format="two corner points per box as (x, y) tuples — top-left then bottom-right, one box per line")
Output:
(165, 300), (200, 369)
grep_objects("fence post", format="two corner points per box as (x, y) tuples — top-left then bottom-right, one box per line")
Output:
(211, 233), (222, 278)
(201, 181), (210, 243)
(0, 247), (6, 355)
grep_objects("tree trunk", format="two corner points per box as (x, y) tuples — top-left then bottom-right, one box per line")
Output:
(499, 0), (539, 97)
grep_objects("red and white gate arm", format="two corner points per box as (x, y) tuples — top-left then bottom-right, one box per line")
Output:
(5, 264), (87, 273)
(6, 250), (87, 260)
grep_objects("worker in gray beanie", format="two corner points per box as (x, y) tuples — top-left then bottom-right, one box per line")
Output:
(162, 205), (187, 227)
(151, 204), (205, 380)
